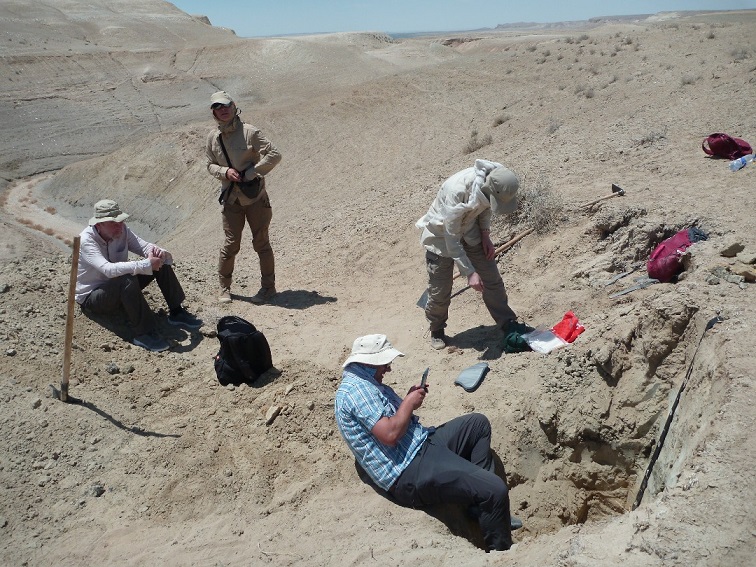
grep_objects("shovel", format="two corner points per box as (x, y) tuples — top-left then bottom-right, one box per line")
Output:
(416, 228), (535, 308)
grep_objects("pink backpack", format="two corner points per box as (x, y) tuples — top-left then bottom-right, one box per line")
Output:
(647, 230), (693, 283)
(702, 133), (752, 160)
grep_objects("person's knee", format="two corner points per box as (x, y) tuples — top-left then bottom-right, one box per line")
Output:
(468, 412), (492, 435)
(120, 274), (140, 292)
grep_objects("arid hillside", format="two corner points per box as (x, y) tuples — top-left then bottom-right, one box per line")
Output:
(1, 2), (755, 566)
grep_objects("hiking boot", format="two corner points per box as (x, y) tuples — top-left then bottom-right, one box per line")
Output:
(218, 287), (232, 304)
(430, 330), (447, 350)
(133, 332), (170, 352)
(510, 516), (523, 530)
(167, 308), (203, 330)
(250, 286), (276, 304)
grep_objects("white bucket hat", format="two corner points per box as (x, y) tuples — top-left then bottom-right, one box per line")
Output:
(342, 334), (405, 368)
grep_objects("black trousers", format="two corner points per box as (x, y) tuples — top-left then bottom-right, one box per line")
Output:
(82, 266), (185, 336)
(391, 413), (512, 551)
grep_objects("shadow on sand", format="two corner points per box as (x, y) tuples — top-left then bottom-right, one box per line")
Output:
(231, 289), (337, 309)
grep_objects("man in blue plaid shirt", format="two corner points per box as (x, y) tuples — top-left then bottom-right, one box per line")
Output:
(334, 334), (517, 552)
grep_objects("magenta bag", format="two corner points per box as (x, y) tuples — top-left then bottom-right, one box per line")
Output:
(702, 133), (753, 160)
(647, 230), (693, 283)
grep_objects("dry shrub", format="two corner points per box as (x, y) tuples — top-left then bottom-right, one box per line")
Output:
(18, 218), (32, 226)
(634, 126), (668, 147)
(681, 74), (700, 86)
(495, 172), (564, 234)
(43, 228), (54, 236)
(45, 206), (56, 214)
(731, 48), (749, 62)
(463, 131), (492, 154)
(493, 114), (511, 127)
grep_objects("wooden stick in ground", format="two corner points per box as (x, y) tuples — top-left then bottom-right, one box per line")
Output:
(61, 235), (80, 402)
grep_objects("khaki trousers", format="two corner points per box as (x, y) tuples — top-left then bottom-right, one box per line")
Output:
(425, 241), (517, 333)
(218, 195), (275, 289)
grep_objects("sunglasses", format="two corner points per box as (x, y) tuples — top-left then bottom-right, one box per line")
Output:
(211, 102), (233, 110)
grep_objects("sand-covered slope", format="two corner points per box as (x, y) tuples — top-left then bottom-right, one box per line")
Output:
(1, 2), (755, 565)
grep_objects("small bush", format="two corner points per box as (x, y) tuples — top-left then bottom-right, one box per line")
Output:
(731, 48), (749, 61)
(496, 172), (564, 234)
(578, 34), (589, 42)
(45, 206), (56, 214)
(463, 131), (493, 155)
(707, 31), (715, 39)
(634, 127), (668, 147)
(493, 114), (511, 127)
(681, 74), (700, 86)
(547, 119), (561, 135)
(526, 45), (537, 52)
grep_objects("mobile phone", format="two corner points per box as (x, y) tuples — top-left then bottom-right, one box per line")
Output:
(420, 367), (429, 389)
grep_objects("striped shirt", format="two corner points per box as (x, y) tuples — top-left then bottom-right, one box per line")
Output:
(334, 364), (428, 491)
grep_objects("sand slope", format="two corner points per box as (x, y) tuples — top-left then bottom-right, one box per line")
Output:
(0, 3), (755, 565)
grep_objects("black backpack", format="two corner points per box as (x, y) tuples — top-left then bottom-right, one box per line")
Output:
(214, 316), (273, 386)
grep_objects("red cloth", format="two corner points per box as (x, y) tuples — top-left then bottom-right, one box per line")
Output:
(551, 311), (585, 343)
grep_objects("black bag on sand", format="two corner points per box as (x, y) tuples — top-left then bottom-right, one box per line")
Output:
(214, 315), (273, 385)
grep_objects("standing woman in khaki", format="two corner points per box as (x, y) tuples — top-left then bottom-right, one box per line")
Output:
(205, 91), (282, 304)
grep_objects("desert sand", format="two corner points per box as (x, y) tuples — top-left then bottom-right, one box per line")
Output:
(1, 2), (755, 565)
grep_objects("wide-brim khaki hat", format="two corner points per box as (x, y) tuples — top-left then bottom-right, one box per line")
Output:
(89, 199), (129, 225)
(342, 334), (405, 368)
(482, 167), (519, 215)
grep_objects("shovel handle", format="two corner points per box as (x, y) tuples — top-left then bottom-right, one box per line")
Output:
(61, 236), (80, 402)
(494, 228), (535, 257)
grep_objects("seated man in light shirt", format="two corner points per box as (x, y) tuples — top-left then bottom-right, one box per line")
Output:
(76, 199), (201, 352)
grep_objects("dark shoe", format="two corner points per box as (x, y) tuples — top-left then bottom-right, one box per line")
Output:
(250, 287), (276, 304)
(133, 332), (170, 352)
(467, 506), (523, 531)
(510, 516), (523, 530)
(502, 320), (535, 335)
(430, 329), (446, 350)
(168, 308), (203, 330)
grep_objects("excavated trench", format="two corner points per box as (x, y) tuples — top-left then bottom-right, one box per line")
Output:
(484, 214), (724, 546)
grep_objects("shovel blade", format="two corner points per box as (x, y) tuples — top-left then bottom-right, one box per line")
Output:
(416, 289), (429, 308)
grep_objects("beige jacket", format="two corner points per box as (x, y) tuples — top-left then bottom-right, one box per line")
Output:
(416, 161), (501, 276)
(205, 116), (282, 205)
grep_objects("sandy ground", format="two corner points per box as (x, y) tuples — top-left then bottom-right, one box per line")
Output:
(1, 2), (755, 566)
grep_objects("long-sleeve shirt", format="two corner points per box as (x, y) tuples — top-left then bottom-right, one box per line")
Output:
(416, 161), (502, 277)
(205, 116), (282, 205)
(75, 225), (168, 304)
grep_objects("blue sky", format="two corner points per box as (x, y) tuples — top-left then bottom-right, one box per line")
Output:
(169, 0), (755, 37)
